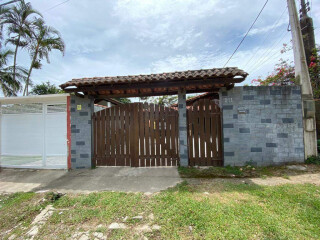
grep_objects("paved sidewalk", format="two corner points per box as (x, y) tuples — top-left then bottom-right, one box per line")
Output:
(0, 167), (182, 194)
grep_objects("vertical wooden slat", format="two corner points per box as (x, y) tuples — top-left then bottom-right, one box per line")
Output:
(100, 110), (106, 165)
(187, 107), (193, 166)
(204, 100), (211, 166)
(160, 105), (166, 166)
(170, 108), (176, 166)
(211, 103), (218, 162)
(193, 103), (199, 166)
(109, 106), (116, 166)
(114, 106), (120, 166)
(144, 103), (150, 167)
(149, 104), (155, 166)
(217, 105), (223, 165)
(97, 111), (102, 166)
(125, 104), (130, 166)
(139, 103), (145, 167)
(199, 100), (206, 166)
(105, 108), (110, 165)
(93, 113), (97, 165)
(155, 105), (161, 166)
(132, 103), (140, 167)
(117, 106), (125, 166)
(165, 107), (171, 166)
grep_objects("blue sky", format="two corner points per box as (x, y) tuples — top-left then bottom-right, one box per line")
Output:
(15, 0), (320, 95)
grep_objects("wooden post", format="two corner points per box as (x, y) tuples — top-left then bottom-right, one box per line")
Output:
(130, 103), (140, 167)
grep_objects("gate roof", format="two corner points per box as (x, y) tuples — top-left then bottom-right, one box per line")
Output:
(60, 67), (248, 98)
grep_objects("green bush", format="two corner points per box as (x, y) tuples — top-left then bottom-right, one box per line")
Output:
(305, 155), (320, 165)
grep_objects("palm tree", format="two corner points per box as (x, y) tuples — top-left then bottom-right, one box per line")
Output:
(3, 0), (42, 84)
(0, 7), (10, 49)
(24, 19), (65, 96)
(0, 49), (27, 96)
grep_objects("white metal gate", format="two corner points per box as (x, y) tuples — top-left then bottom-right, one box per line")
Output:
(0, 95), (69, 169)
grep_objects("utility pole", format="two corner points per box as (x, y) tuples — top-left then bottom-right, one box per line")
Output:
(299, 0), (316, 66)
(287, 0), (317, 158)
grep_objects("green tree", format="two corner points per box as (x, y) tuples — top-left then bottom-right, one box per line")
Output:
(152, 95), (178, 106)
(3, 0), (42, 84)
(251, 44), (320, 99)
(0, 7), (10, 49)
(309, 47), (320, 99)
(251, 59), (296, 86)
(30, 81), (63, 95)
(115, 98), (131, 103)
(24, 18), (65, 96)
(0, 49), (27, 96)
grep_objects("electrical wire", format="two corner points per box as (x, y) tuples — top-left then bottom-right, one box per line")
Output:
(44, 0), (71, 12)
(223, 0), (269, 67)
(246, 28), (290, 73)
(249, 32), (291, 75)
(243, 6), (288, 70)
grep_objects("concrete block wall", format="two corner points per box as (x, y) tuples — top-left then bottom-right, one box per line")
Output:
(221, 86), (304, 166)
(70, 95), (94, 169)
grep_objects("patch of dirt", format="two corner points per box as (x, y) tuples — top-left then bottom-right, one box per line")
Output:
(180, 164), (320, 179)
(250, 173), (320, 186)
(186, 172), (320, 187)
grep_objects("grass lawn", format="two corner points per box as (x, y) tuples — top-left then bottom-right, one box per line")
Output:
(1, 181), (320, 239)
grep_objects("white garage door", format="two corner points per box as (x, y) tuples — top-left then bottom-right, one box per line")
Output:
(1, 102), (68, 169)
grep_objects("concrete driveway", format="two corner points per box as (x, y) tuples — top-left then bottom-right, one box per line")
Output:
(0, 167), (182, 194)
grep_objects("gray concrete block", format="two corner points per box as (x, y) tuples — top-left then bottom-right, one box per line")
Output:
(260, 100), (271, 105)
(224, 152), (235, 157)
(223, 105), (233, 110)
(282, 118), (294, 124)
(277, 133), (288, 138)
(251, 147), (262, 152)
(239, 128), (250, 133)
(266, 143), (277, 148)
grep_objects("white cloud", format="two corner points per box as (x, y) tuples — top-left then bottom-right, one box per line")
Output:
(3, 0), (319, 96)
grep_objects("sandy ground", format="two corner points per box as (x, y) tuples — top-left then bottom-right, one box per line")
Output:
(186, 172), (320, 186)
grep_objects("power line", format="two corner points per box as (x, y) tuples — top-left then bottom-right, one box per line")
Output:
(243, 6), (287, 70)
(44, 0), (71, 12)
(246, 28), (290, 73)
(0, 0), (21, 7)
(249, 33), (291, 75)
(223, 0), (269, 67)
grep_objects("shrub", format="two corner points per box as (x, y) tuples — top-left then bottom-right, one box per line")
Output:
(305, 155), (320, 165)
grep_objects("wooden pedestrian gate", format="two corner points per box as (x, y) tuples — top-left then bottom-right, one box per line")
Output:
(93, 103), (179, 167)
(187, 99), (223, 166)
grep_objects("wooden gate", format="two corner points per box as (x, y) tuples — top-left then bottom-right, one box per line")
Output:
(93, 103), (179, 167)
(187, 99), (223, 166)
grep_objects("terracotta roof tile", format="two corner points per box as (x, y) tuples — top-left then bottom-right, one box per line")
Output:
(60, 67), (248, 89)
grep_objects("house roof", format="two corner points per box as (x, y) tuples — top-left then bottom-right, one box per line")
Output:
(94, 97), (123, 105)
(60, 67), (248, 98)
(171, 92), (218, 107)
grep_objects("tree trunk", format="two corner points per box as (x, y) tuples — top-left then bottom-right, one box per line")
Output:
(23, 43), (39, 96)
(13, 34), (20, 84)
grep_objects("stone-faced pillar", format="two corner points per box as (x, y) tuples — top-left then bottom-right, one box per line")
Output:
(70, 95), (94, 169)
(178, 89), (188, 167)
